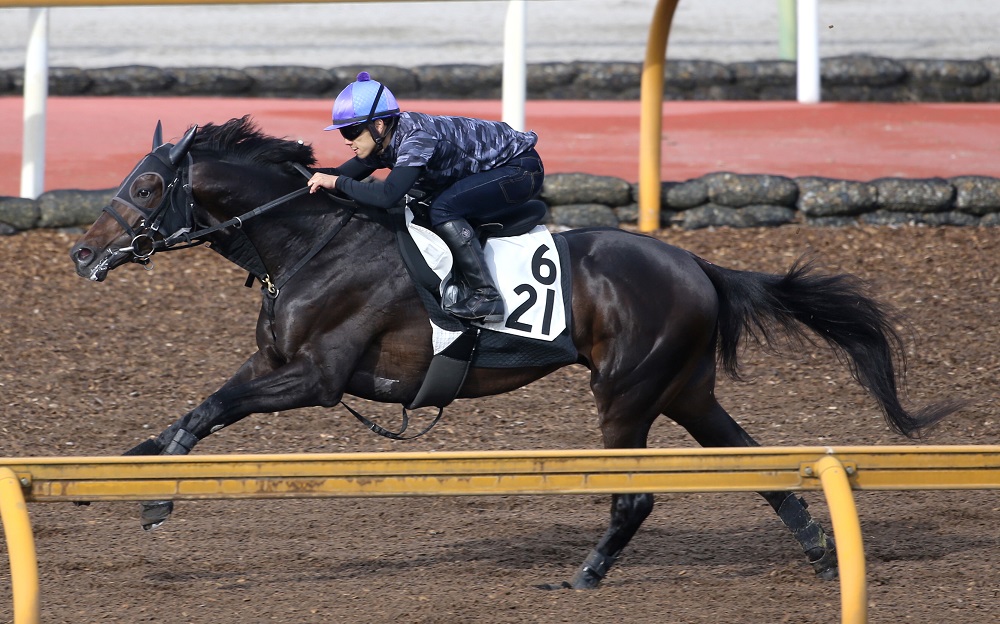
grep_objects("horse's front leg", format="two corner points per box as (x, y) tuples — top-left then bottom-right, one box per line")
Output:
(125, 353), (338, 529)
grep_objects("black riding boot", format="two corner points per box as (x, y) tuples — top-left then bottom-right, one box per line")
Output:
(434, 219), (505, 323)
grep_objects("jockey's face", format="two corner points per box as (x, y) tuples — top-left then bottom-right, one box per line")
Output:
(343, 119), (385, 159)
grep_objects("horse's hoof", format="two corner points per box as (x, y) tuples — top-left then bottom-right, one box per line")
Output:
(535, 581), (574, 591)
(567, 577), (601, 590)
(808, 540), (839, 580)
(140, 500), (173, 531)
(816, 566), (839, 581)
(535, 575), (602, 590)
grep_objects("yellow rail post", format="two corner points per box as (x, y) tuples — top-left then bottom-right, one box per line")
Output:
(814, 455), (867, 624)
(0, 467), (41, 624)
(638, 0), (681, 232)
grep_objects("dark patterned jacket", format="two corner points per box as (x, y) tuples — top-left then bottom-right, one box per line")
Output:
(331, 112), (539, 209)
(362, 112), (538, 190)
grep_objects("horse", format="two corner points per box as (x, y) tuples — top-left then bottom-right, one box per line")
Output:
(70, 116), (958, 590)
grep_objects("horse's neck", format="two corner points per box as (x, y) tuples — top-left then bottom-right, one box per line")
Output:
(191, 161), (396, 285)
(204, 192), (393, 286)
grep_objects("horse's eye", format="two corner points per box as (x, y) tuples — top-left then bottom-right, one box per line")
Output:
(136, 189), (152, 199)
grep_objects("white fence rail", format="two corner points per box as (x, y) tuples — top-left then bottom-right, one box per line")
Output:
(797, 0), (821, 103)
(19, 8), (48, 199)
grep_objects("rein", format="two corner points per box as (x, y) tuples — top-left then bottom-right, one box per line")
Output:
(162, 185), (312, 248)
(159, 162), (356, 255)
(166, 163), (359, 246)
(339, 401), (445, 441)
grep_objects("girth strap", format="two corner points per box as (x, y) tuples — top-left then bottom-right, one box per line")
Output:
(339, 326), (476, 438)
(406, 327), (479, 410)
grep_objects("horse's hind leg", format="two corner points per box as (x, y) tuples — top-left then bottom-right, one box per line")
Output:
(670, 396), (838, 580)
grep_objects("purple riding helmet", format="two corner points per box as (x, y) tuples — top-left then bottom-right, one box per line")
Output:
(325, 71), (400, 131)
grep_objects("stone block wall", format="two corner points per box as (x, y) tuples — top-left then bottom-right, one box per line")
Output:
(5, 173), (1000, 235)
(548, 173), (1000, 229)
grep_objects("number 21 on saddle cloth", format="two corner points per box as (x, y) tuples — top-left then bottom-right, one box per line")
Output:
(403, 206), (570, 346)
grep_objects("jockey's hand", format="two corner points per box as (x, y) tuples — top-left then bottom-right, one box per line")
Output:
(308, 172), (338, 194)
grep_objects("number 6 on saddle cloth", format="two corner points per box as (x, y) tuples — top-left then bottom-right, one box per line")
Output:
(393, 198), (577, 411)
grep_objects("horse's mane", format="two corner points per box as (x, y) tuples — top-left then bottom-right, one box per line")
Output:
(190, 115), (317, 169)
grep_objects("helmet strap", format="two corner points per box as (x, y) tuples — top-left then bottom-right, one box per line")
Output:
(365, 84), (387, 149)
(368, 122), (385, 150)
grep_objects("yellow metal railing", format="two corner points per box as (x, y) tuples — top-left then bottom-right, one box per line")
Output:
(0, 467), (40, 624)
(2, 446), (999, 624)
(814, 455), (866, 624)
(639, 0), (680, 232)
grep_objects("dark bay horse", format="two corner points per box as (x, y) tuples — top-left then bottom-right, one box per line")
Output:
(70, 116), (957, 589)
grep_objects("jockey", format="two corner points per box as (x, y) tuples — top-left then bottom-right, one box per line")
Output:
(307, 71), (544, 324)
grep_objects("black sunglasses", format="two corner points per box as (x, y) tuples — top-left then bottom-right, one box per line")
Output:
(339, 124), (367, 141)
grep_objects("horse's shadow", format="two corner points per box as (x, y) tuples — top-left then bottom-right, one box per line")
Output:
(279, 513), (992, 585)
(134, 496), (994, 589)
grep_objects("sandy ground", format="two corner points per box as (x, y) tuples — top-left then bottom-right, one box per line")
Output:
(1, 0), (998, 69)
(0, 224), (998, 623)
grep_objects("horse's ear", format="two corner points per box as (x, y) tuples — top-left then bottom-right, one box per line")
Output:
(152, 120), (163, 150)
(168, 125), (198, 165)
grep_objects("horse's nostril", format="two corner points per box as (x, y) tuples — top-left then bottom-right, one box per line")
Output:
(74, 247), (94, 264)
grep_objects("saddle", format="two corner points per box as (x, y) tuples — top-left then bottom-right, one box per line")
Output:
(282, 164), (569, 434)
(392, 196), (575, 411)
(408, 194), (548, 239)
(396, 196), (549, 295)
(468, 200), (549, 242)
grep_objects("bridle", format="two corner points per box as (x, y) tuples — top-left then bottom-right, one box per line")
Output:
(99, 123), (202, 269)
(99, 124), (348, 292)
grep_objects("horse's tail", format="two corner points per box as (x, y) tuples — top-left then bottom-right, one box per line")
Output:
(693, 254), (960, 439)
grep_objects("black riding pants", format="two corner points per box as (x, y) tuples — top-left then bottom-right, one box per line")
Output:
(429, 148), (544, 227)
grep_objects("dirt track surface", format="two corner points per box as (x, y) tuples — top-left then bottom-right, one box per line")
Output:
(1, 225), (998, 623)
